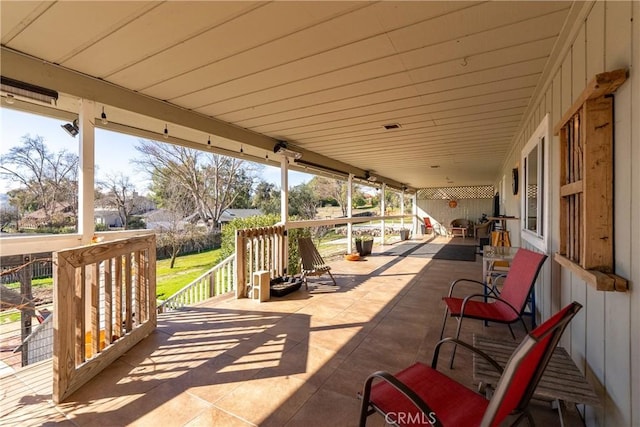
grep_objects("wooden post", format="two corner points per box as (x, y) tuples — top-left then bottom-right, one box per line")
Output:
(20, 254), (34, 366)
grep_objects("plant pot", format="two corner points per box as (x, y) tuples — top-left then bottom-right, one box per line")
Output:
(400, 229), (410, 240)
(356, 239), (373, 256)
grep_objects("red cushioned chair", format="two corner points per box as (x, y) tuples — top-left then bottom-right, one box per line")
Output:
(358, 302), (582, 427)
(423, 217), (433, 235)
(440, 248), (547, 368)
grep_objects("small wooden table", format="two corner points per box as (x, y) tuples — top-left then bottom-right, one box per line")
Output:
(473, 335), (600, 427)
(450, 227), (467, 238)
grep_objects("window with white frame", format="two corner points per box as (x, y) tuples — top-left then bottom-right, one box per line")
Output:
(521, 114), (549, 251)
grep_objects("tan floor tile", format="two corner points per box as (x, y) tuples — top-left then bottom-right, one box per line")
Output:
(126, 383), (214, 427)
(254, 339), (346, 388)
(182, 353), (262, 404)
(214, 376), (316, 426)
(184, 406), (255, 427)
(285, 388), (361, 427)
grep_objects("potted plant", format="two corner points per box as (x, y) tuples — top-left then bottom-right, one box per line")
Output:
(355, 235), (374, 256)
(399, 228), (411, 240)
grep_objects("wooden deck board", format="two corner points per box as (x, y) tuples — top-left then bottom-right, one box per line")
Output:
(473, 335), (601, 407)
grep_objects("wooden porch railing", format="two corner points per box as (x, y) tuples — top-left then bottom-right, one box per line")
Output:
(235, 225), (286, 298)
(52, 235), (156, 403)
(158, 254), (236, 312)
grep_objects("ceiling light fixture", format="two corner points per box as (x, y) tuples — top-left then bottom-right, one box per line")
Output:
(4, 94), (15, 104)
(61, 119), (79, 137)
(163, 124), (169, 139)
(207, 136), (211, 145)
(100, 107), (108, 125)
(273, 141), (302, 159)
(1, 76), (58, 105)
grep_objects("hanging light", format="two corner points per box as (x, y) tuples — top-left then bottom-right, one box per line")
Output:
(207, 136), (211, 145)
(100, 107), (108, 125)
(163, 124), (169, 139)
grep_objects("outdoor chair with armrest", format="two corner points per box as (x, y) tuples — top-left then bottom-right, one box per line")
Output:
(358, 302), (582, 427)
(440, 248), (547, 368)
(298, 237), (337, 289)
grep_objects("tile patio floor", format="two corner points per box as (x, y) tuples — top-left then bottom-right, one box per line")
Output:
(1, 236), (571, 426)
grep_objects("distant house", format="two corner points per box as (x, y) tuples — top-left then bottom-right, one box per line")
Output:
(218, 209), (262, 226)
(94, 193), (156, 229)
(21, 202), (75, 229)
(141, 209), (188, 231)
(94, 209), (124, 228)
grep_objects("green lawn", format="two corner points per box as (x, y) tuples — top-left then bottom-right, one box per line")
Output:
(155, 249), (222, 301)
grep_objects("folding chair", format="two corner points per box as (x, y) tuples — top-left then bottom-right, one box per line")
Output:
(358, 302), (582, 427)
(297, 237), (337, 289)
(440, 248), (547, 368)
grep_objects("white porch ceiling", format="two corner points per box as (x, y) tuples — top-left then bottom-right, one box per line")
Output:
(0, 1), (576, 190)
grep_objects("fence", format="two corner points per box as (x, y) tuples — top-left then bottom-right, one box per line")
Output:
(0, 252), (52, 284)
(158, 254), (236, 312)
(52, 234), (156, 403)
(235, 225), (287, 298)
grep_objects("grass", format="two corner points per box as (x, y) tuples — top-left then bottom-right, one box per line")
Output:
(1, 250), (222, 313)
(155, 249), (222, 301)
(3, 277), (53, 290)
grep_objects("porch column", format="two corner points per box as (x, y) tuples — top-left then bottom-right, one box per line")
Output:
(400, 188), (405, 230)
(280, 156), (289, 274)
(380, 183), (386, 244)
(347, 174), (353, 254)
(412, 193), (418, 236)
(78, 99), (95, 244)
(280, 156), (288, 224)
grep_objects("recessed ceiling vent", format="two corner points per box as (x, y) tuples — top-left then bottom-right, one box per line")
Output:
(382, 123), (401, 130)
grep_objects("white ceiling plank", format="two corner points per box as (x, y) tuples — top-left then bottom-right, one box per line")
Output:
(290, 108), (526, 141)
(386, 1), (570, 52)
(108, 2), (368, 92)
(191, 37), (554, 116)
(262, 92), (531, 136)
(6, 1), (156, 63)
(0, 1), (51, 42)
(213, 57), (545, 124)
(147, 2), (475, 102)
(222, 74), (538, 130)
(235, 87), (534, 133)
(62, 2), (261, 77)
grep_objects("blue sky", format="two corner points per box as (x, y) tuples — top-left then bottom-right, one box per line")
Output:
(0, 108), (312, 194)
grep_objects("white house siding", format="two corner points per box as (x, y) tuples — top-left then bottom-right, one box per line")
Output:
(495, 2), (638, 426)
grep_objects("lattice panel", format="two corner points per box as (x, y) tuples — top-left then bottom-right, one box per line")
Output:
(417, 185), (494, 200)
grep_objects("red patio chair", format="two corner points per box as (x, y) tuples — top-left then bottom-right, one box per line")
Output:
(358, 301), (582, 427)
(423, 217), (433, 234)
(440, 248), (547, 368)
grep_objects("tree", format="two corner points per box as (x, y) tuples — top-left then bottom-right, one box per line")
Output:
(311, 177), (348, 216)
(251, 181), (280, 216)
(156, 179), (206, 268)
(98, 173), (137, 229)
(0, 135), (78, 224)
(0, 204), (19, 232)
(288, 182), (317, 220)
(134, 140), (258, 229)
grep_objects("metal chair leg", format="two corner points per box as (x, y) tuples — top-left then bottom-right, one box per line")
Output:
(439, 307), (449, 340)
(449, 317), (463, 369)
